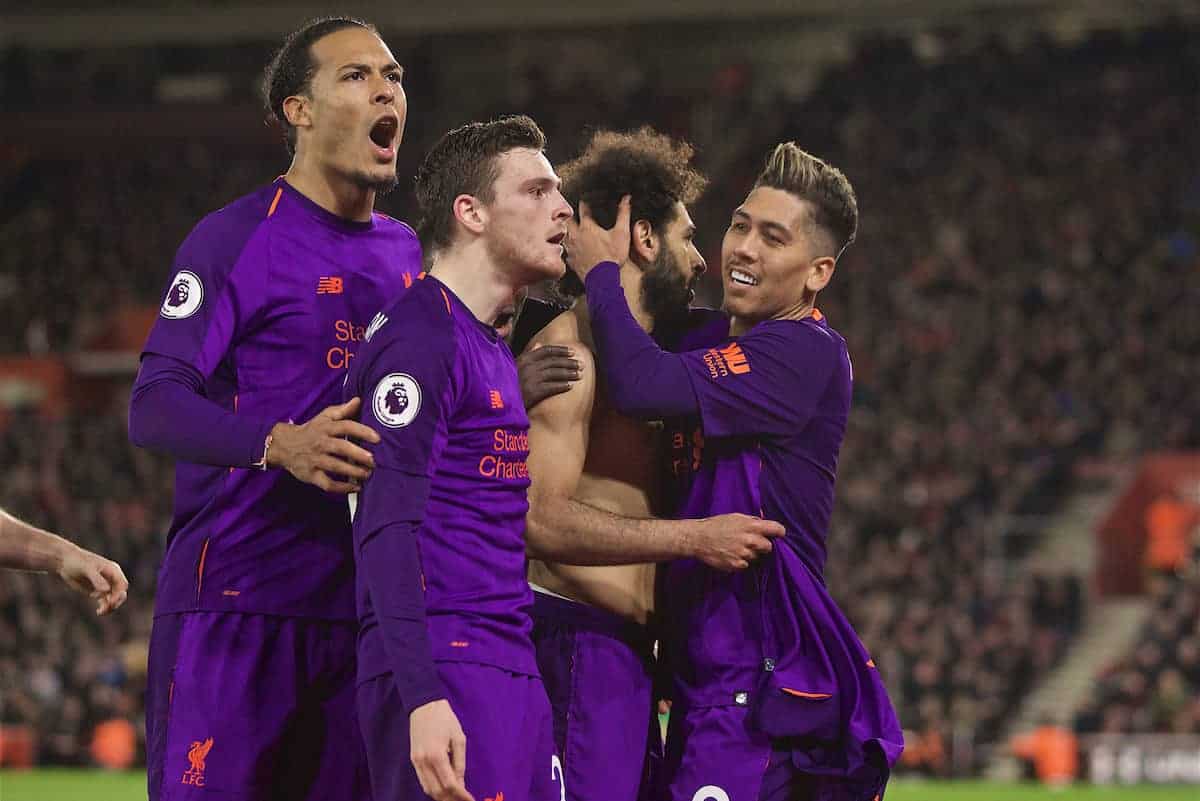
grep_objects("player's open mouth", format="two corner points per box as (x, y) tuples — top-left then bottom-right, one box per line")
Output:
(369, 116), (398, 159)
(729, 268), (759, 286)
(547, 232), (566, 252)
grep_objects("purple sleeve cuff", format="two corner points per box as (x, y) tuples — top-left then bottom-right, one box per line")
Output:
(584, 261), (699, 418)
(128, 353), (277, 467)
(359, 516), (447, 715)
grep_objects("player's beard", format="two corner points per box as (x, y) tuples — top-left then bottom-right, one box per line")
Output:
(641, 248), (692, 334)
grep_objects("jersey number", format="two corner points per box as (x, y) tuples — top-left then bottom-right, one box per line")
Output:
(692, 787), (730, 801)
(551, 755), (566, 801)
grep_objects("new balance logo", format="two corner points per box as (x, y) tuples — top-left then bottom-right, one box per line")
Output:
(485, 793), (505, 801)
(317, 277), (344, 294)
(364, 312), (388, 343)
(489, 390), (504, 409)
(181, 737), (213, 786)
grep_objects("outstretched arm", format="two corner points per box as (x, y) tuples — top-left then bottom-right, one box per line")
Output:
(0, 508), (129, 615)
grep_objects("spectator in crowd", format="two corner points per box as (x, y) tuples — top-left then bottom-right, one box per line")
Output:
(1144, 486), (1200, 575)
(1010, 717), (1079, 786)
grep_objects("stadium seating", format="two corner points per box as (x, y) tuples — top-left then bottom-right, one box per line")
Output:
(1075, 569), (1200, 735)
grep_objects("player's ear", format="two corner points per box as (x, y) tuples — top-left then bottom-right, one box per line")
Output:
(282, 94), (311, 132)
(453, 194), (488, 236)
(631, 219), (658, 264)
(805, 255), (836, 293)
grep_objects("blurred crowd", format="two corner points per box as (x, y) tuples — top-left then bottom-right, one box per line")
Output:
(3, 20), (1199, 772)
(1076, 568), (1200, 736)
(1, 399), (171, 765)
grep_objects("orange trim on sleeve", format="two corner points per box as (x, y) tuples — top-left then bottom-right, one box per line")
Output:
(267, 187), (283, 217)
(196, 538), (211, 602)
(782, 688), (832, 700)
(439, 288), (452, 315)
(229, 395), (240, 474)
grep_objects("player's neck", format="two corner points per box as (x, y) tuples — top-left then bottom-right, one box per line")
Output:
(283, 160), (376, 223)
(430, 246), (522, 329)
(620, 260), (655, 334)
(730, 295), (817, 337)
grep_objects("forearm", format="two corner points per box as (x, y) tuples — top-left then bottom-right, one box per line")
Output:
(0, 510), (72, 572)
(584, 262), (699, 418)
(129, 353), (277, 467)
(360, 521), (448, 714)
(525, 495), (694, 565)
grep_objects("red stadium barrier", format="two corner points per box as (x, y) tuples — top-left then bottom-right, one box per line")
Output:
(1095, 454), (1200, 596)
(0, 725), (37, 768)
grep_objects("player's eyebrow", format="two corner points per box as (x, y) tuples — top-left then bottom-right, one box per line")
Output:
(521, 176), (561, 191)
(338, 61), (404, 76)
(733, 208), (792, 241)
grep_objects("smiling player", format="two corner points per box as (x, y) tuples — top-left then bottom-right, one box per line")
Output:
(566, 143), (904, 801)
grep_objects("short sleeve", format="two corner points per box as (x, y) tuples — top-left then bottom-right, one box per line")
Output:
(679, 321), (840, 439)
(141, 216), (270, 379)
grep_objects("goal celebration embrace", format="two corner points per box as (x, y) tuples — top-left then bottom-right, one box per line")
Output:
(120, 15), (899, 801)
(11, 3), (1189, 801)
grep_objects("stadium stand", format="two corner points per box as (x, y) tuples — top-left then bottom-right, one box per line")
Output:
(1075, 569), (1200, 736)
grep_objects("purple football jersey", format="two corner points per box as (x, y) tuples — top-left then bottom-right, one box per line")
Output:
(142, 179), (422, 621)
(348, 276), (538, 680)
(661, 311), (903, 781)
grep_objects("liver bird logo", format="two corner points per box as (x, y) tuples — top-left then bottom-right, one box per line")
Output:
(187, 738), (213, 773)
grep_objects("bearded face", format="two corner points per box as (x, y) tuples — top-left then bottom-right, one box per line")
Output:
(641, 244), (695, 334)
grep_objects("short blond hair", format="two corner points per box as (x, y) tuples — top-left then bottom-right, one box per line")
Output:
(754, 142), (857, 257)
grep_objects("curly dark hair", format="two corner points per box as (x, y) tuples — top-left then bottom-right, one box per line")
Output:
(559, 127), (707, 232)
(413, 114), (547, 257)
(555, 128), (707, 295)
(261, 17), (376, 156)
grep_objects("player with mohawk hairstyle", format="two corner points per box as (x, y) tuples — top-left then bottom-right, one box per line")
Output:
(566, 142), (903, 801)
